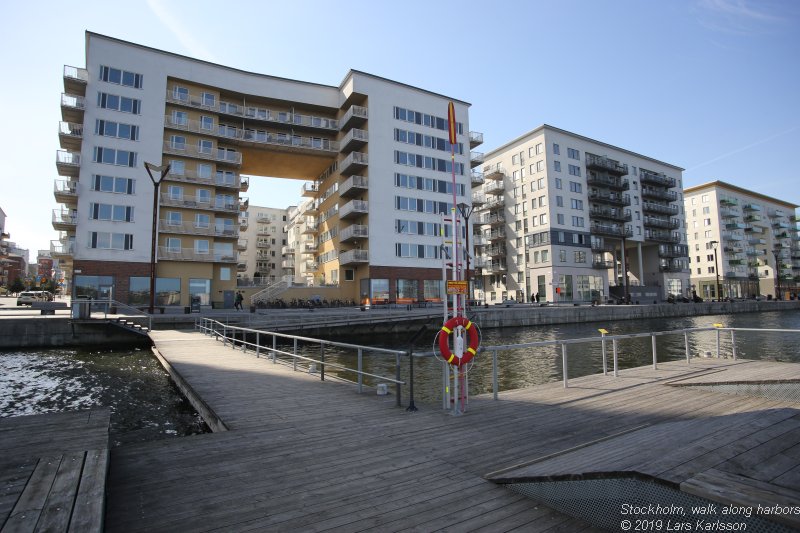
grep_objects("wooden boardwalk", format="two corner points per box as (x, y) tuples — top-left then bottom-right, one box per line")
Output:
(102, 330), (800, 532)
(0, 409), (109, 532)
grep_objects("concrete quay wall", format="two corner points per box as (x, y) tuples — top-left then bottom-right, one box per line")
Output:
(469, 299), (800, 328)
(0, 318), (150, 349)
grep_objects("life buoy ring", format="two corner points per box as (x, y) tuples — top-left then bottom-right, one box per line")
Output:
(438, 316), (479, 366)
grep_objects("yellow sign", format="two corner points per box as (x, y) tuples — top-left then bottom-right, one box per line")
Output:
(598, 329), (608, 335)
(446, 280), (468, 295)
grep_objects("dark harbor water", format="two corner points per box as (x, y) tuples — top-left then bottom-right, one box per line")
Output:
(0, 346), (209, 447)
(302, 310), (800, 403)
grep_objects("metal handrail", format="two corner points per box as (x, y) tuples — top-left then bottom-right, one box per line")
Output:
(195, 318), (407, 404)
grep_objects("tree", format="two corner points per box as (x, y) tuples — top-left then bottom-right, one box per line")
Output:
(10, 277), (24, 295)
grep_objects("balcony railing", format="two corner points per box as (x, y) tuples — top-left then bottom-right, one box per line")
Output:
(481, 213), (505, 226)
(642, 202), (679, 216)
(645, 230), (681, 243)
(339, 224), (369, 242)
(592, 259), (616, 269)
(63, 65), (89, 85)
(586, 173), (629, 191)
(588, 190), (630, 206)
(720, 207), (740, 218)
(470, 151), (485, 167)
(58, 121), (83, 149)
(340, 105), (368, 129)
(643, 216), (680, 229)
(471, 193), (486, 206)
(339, 249), (369, 265)
(481, 197), (505, 212)
(658, 244), (689, 258)
(483, 165), (506, 181)
(639, 169), (676, 188)
(339, 199), (368, 220)
(50, 240), (75, 257)
(484, 181), (505, 195)
(159, 220), (239, 238)
(56, 150), (81, 177)
(471, 170), (485, 185)
(659, 259), (689, 273)
(743, 204), (762, 212)
(341, 128), (368, 151)
(301, 182), (319, 197)
(591, 223), (633, 238)
(339, 175), (369, 198)
(54, 179), (77, 203)
(589, 206), (631, 222)
(158, 247), (238, 263)
(159, 193), (241, 214)
(469, 131), (484, 148)
(585, 153), (628, 176)
(339, 152), (368, 176)
(641, 187), (677, 201)
(61, 93), (85, 112)
(52, 209), (77, 228)
(162, 141), (242, 166)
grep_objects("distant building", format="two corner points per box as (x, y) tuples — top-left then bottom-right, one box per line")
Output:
(0, 207), (9, 287)
(475, 125), (689, 304)
(37, 250), (54, 284)
(237, 205), (288, 285)
(683, 181), (800, 299)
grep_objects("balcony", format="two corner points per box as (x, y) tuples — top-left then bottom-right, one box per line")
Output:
(641, 187), (677, 202)
(237, 239), (248, 251)
(586, 173), (629, 191)
(658, 244), (689, 258)
(158, 247), (238, 263)
(281, 246), (295, 255)
(340, 105), (368, 129)
(339, 224), (369, 243)
(472, 235), (488, 247)
(642, 201), (679, 216)
(302, 222), (318, 234)
(743, 204), (762, 212)
(482, 213), (505, 226)
(256, 251), (271, 260)
(159, 220), (238, 239)
(773, 222), (790, 230)
(58, 121), (83, 151)
(471, 170), (485, 186)
(588, 190), (630, 206)
(339, 199), (368, 220)
(769, 209), (786, 218)
(482, 197), (505, 212)
(471, 193), (486, 207)
(239, 218), (249, 231)
(743, 214), (763, 223)
(589, 206), (631, 222)
(341, 128), (368, 152)
(591, 241), (615, 253)
(748, 238), (766, 245)
(725, 222), (746, 230)
(659, 259), (689, 273)
(469, 151), (484, 168)
(585, 154), (628, 176)
(60, 93), (85, 123)
(160, 193), (240, 214)
(237, 262), (248, 272)
(639, 169), (676, 188)
(215, 174), (248, 191)
(775, 232), (790, 239)
(592, 259), (616, 269)
(300, 243), (318, 255)
(484, 181), (505, 196)
(488, 228), (506, 241)
(50, 240), (75, 259)
(301, 182), (319, 197)
(339, 249), (369, 265)
(591, 223), (633, 238)
(339, 175), (369, 198)
(483, 165), (506, 181)
(469, 131), (484, 148)
(339, 152), (368, 176)
(487, 245), (506, 258)
(645, 230), (681, 243)
(56, 150), (81, 177)
(301, 202), (319, 216)
(719, 198), (738, 207)
(162, 141), (242, 166)
(723, 232), (744, 241)
(63, 65), (88, 95)
(52, 210), (77, 231)
(281, 260), (295, 270)
(54, 180), (77, 205)
(720, 207), (740, 218)
(643, 216), (680, 229)
(256, 240), (271, 249)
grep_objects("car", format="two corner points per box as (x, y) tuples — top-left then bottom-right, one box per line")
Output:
(16, 291), (53, 306)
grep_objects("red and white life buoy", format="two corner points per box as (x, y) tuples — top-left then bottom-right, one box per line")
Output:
(438, 316), (479, 367)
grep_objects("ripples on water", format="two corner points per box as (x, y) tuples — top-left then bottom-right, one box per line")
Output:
(0, 347), (209, 446)
(300, 310), (800, 403)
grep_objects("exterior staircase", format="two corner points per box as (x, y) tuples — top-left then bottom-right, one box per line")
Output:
(250, 277), (291, 306)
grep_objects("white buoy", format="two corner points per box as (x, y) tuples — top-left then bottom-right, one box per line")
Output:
(376, 383), (388, 396)
(308, 363), (317, 373)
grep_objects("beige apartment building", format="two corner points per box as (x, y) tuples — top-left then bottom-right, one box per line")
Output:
(53, 32), (476, 308)
(474, 125), (690, 304)
(684, 181), (800, 300)
(237, 205), (288, 285)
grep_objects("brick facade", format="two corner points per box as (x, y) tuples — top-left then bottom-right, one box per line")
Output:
(72, 260), (150, 304)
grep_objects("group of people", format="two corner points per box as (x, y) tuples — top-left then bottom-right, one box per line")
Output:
(530, 292), (541, 303)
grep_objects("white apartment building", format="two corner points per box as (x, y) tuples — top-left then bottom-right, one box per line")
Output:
(54, 32), (476, 307)
(474, 125), (689, 304)
(237, 205), (288, 285)
(684, 181), (800, 300)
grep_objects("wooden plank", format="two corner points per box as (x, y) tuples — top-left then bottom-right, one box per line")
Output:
(1, 455), (61, 533)
(34, 452), (84, 533)
(68, 449), (108, 533)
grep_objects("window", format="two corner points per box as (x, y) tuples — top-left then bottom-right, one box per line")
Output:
(172, 111), (188, 126)
(536, 160), (545, 172)
(170, 135), (186, 150)
(92, 175), (135, 194)
(537, 178), (545, 189)
(95, 119), (139, 140)
(568, 164), (581, 177)
(89, 203), (133, 222)
(559, 249), (567, 262)
(89, 231), (133, 250)
(539, 214), (547, 225)
(167, 185), (183, 200)
(538, 195), (546, 207)
(574, 251), (586, 263)
(194, 240), (210, 255)
(570, 199), (584, 210)
(197, 164), (213, 179)
(567, 148), (579, 160)
(701, 194), (709, 203)
(201, 92), (216, 107)
(536, 143), (543, 155)
(555, 177), (562, 189)
(704, 218), (711, 226)
(195, 213), (210, 228)
(99, 65), (142, 88)
(702, 206), (710, 214)
(197, 189), (211, 204)
(512, 154), (519, 165)
(97, 92), (141, 114)
(572, 216), (585, 227)
(707, 254), (714, 261)
(557, 213), (565, 224)
(198, 139), (213, 154)
(200, 115), (214, 131)
(553, 161), (561, 172)
(93, 147), (136, 167)
(556, 196), (564, 207)
(553, 143), (560, 155)
(708, 266), (716, 274)
(541, 250), (549, 262)
(569, 182), (582, 193)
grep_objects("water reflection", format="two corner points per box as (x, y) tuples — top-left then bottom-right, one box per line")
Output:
(307, 311), (800, 403)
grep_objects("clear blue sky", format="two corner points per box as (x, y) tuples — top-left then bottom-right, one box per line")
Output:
(1, 0), (798, 256)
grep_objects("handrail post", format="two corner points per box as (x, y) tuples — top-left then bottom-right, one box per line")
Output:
(561, 343), (568, 388)
(406, 350), (418, 411)
(600, 333), (607, 376)
(395, 353), (401, 408)
(651, 334), (657, 370)
(443, 361), (450, 410)
(272, 335), (277, 363)
(293, 338), (298, 371)
(492, 349), (499, 400)
(357, 348), (363, 393)
(716, 328), (721, 358)
(222, 326), (227, 346)
(320, 343), (325, 381)
(731, 329), (737, 360)
(684, 331), (690, 364)
(613, 338), (619, 377)
(256, 331), (260, 358)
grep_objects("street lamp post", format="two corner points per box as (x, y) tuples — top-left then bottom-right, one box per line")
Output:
(457, 202), (475, 309)
(710, 240), (720, 302)
(145, 162), (170, 314)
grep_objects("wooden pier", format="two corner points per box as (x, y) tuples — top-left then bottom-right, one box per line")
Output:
(4, 327), (800, 531)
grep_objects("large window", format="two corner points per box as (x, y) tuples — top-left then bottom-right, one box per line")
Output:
(99, 65), (143, 88)
(396, 279), (418, 302)
(92, 175), (135, 194)
(74, 275), (114, 300)
(88, 232), (133, 250)
(89, 203), (134, 222)
(189, 278), (211, 306)
(129, 277), (181, 306)
(95, 119), (139, 140)
(423, 280), (442, 302)
(370, 279), (390, 302)
(93, 147), (136, 167)
(97, 92), (141, 114)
